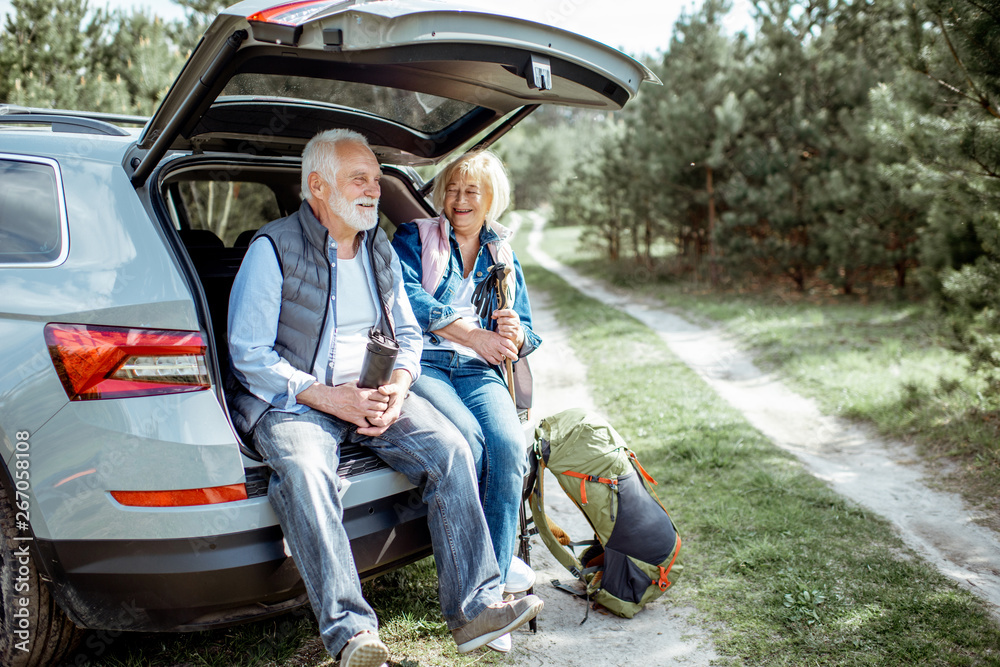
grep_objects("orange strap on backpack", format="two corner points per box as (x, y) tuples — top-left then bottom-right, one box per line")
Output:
(655, 534), (682, 591)
(561, 471), (617, 505)
(628, 451), (658, 485)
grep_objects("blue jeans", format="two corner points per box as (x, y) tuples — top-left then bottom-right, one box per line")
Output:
(253, 393), (502, 657)
(412, 350), (528, 584)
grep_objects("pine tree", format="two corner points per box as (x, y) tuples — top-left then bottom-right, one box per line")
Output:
(875, 0), (1000, 379)
(715, 0), (841, 290)
(551, 120), (636, 262)
(0, 0), (127, 111)
(632, 0), (743, 279)
(95, 9), (187, 115)
(0, 0), (190, 114)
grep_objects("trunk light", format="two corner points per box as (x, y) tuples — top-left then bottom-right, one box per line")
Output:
(110, 484), (249, 507)
(247, 1), (340, 26)
(45, 323), (210, 400)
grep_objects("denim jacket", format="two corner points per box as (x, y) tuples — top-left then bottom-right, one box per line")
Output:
(391, 220), (541, 359)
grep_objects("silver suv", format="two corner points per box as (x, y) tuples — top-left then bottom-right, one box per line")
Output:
(0, 2), (654, 664)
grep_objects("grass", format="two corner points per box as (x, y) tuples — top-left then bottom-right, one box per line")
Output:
(539, 222), (1000, 530)
(78, 557), (501, 666)
(514, 224), (1000, 665)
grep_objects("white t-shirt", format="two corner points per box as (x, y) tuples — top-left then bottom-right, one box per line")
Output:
(331, 253), (379, 385)
(425, 273), (486, 363)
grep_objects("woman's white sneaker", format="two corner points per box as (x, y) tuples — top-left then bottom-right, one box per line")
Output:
(486, 632), (512, 653)
(504, 555), (536, 594)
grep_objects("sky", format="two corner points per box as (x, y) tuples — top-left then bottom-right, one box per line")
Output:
(0, 0), (754, 58)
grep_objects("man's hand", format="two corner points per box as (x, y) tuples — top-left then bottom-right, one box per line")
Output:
(357, 369), (413, 436)
(296, 381), (390, 428)
(297, 371), (412, 436)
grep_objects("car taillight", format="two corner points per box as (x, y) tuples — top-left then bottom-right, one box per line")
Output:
(247, 1), (340, 26)
(45, 323), (210, 401)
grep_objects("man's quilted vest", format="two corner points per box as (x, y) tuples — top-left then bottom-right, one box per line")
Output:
(227, 200), (396, 439)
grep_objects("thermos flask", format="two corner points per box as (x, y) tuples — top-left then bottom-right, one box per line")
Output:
(358, 329), (398, 389)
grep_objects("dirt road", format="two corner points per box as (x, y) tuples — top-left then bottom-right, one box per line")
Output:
(508, 212), (1000, 664)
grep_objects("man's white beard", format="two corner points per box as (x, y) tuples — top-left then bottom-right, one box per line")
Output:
(330, 189), (379, 231)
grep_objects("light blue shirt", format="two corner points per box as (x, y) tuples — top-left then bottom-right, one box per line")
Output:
(228, 229), (423, 414)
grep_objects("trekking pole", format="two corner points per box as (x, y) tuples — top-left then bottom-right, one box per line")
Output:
(495, 264), (517, 404)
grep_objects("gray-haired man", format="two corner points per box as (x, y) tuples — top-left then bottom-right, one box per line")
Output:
(227, 129), (541, 666)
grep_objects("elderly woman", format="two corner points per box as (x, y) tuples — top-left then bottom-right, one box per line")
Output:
(391, 151), (541, 645)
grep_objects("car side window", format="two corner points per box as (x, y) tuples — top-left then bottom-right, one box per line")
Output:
(174, 180), (281, 247)
(0, 156), (66, 265)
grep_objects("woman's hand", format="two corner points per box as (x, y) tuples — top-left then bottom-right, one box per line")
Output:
(469, 328), (519, 366)
(492, 308), (524, 350)
(433, 306), (525, 364)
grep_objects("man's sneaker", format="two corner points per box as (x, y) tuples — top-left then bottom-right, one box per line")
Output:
(486, 594), (516, 653)
(340, 630), (389, 667)
(505, 555), (536, 594)
(452, 594), (543, 653)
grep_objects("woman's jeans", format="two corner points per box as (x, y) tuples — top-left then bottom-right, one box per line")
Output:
(412, 350), (528, 584)
(253, 392), (501, 657)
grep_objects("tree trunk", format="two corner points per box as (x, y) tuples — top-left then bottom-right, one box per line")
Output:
(790, 265), (806, 292)
(607, 223), (620, 261)
(644, 217), (653, 267)
(187, 181), (203, 225)
(707, 165), (718, 286)
(206, 182), (215, 227)
(216, 181), (236, 242)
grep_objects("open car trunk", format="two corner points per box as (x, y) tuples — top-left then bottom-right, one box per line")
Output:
(127, 0), (657, 185)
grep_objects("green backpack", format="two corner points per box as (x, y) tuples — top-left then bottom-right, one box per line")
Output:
(529, 409), (682, 619)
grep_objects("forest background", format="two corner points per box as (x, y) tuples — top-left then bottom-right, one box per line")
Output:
(2, 0), (1000, 465)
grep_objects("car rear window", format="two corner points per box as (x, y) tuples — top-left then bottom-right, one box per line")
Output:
(219, 74), (476, 132)
(173, 180), (282, 247)
(0, 157), (65, 265)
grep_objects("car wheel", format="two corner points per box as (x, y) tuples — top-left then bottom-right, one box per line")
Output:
(0, 484), (85, 666)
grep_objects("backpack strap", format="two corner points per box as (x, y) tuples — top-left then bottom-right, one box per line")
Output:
(529, 439), (587, 581)
(560, 471), (618, 506)
(656, 533), (683, 591)
(628, 450), (658, 485)
(630, 450), (676, 519)
(413, 216), (514, 296)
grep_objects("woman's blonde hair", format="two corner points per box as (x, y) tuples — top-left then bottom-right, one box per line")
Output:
(432, 150), (511, 225)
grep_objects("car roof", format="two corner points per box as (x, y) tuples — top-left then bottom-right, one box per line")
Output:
(0, 119), (138, 164)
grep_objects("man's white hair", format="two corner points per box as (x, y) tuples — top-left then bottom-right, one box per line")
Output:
(300, 128), (371, 199)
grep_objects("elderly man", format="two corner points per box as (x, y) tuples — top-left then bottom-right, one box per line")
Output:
(227, 129), (542, 666)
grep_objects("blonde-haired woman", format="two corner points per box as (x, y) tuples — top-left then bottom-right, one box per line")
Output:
(391, 151), (541, 651)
